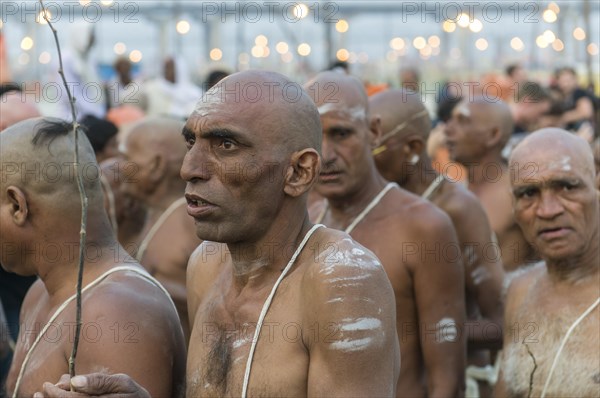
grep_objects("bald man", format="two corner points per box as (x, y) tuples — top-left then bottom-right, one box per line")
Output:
(37, 71), (400, 397)
(119, 117), (200, 341)
(0, 118), (186, 397)
(98, 157), (146, 252)
(307, 72), (466, 397)
(371, 89), (505, 396)
(495, 129), (600, 397)
(445, 98), (536, 271)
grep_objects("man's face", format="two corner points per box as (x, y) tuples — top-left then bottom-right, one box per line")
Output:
(511, 149), (599, 262)
(315, 108), (373, 199)
(557, 71), (577, 94)
(180, 97), (288, 243)
(374, 134), (410, 185)
(444, 102), (489, 165)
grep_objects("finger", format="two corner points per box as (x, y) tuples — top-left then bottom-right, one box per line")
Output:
(56, 374), (72, 390)
(70, 373), (147, 396)
(41, 381), (88, 398)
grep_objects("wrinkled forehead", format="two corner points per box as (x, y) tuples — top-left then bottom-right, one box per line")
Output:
(510, 146), (593, 184)
(317, 102), (367, 124)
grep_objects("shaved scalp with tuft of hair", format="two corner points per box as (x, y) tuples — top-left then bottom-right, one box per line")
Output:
(1, 117), (103, 209)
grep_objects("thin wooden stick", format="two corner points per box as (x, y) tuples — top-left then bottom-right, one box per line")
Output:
(38, 0), (88, 383)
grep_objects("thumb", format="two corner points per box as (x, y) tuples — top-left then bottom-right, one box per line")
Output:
(70, 373), (145, 395)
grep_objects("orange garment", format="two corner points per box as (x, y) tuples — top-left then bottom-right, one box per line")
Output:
(107, 105), (145, 127)
(365, 83), (389, 97)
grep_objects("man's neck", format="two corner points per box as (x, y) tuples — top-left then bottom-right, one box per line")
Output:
(326, 166), (388, 230)
(465, 152), (507, 187)
(403, 155), (438, 196)
(546, 231), (600, 286)
(227, 209), (312, 290)
(36, 223), (124, 303)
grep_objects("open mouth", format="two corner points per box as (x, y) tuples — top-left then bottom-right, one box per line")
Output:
(185, 193), (216, 217)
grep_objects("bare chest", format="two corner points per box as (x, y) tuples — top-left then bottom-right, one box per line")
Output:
(503, 302), (600, 397)
(186, 281), (309, 397)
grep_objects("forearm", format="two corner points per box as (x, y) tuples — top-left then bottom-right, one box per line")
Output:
(427, 368), (464, 398)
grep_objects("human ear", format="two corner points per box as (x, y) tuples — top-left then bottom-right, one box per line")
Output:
(406, 136), (425, 160)
(284, 149), (321, 197)
(6, 186), (28, 226)
(369, 115), (383, 147)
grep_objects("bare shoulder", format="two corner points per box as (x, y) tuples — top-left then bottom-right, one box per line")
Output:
(76, 265), (186, 397)
(19, 278), (44, 319)
(301, 227), (393, 307)
(438, 182), (488, 224)
(187, 241), (226, 291)
(84, 265), (182, 328)
(187, 241), (228, 316)
(504, 262), (545, 316)
(386, 189), (455, 239)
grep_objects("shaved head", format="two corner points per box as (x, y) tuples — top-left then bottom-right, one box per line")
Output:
(461, 97), (514, 148)
(509, 128), (599, 263)
(125, 117), (187, 172)
(369, 89), (431, 141)
(181, 70), (323, 243)
(510, 128), (595, 181)
(200, 70), (322, 154)
(1, 117), (102, 209)
(305, 71), (369, 126)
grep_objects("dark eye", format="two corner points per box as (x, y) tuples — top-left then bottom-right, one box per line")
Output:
(219, 138), (236, 150)
(560, 182), (578, 192)
(332, 128), (352, 139)
(183, 134), (195, 148)
(517, 187), (538, 199)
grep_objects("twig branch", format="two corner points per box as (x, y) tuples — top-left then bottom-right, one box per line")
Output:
(524, 341), (538, 398)
(38, 0), (88, 384)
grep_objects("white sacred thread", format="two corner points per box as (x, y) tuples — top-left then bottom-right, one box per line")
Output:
(421, 174), (446, 200)
(316, 182), (398, 234)
(241, 224), (324, 398)
(540, 297), (600, 398)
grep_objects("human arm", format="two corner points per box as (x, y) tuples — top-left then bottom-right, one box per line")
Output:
(411, 209), (466, 398)
(304, 235), (400, 397)
(560, 95), (594, 126)
(444, 190), (505, 349)
(59, 273), (186, 398)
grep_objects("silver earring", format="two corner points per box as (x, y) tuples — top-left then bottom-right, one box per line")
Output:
(410, 154), (420, 165)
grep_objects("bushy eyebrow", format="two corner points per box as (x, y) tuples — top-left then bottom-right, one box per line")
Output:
(512, 178), (583, 196)
(181, 127), (195, 140)
(199, 128), (243, 141)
